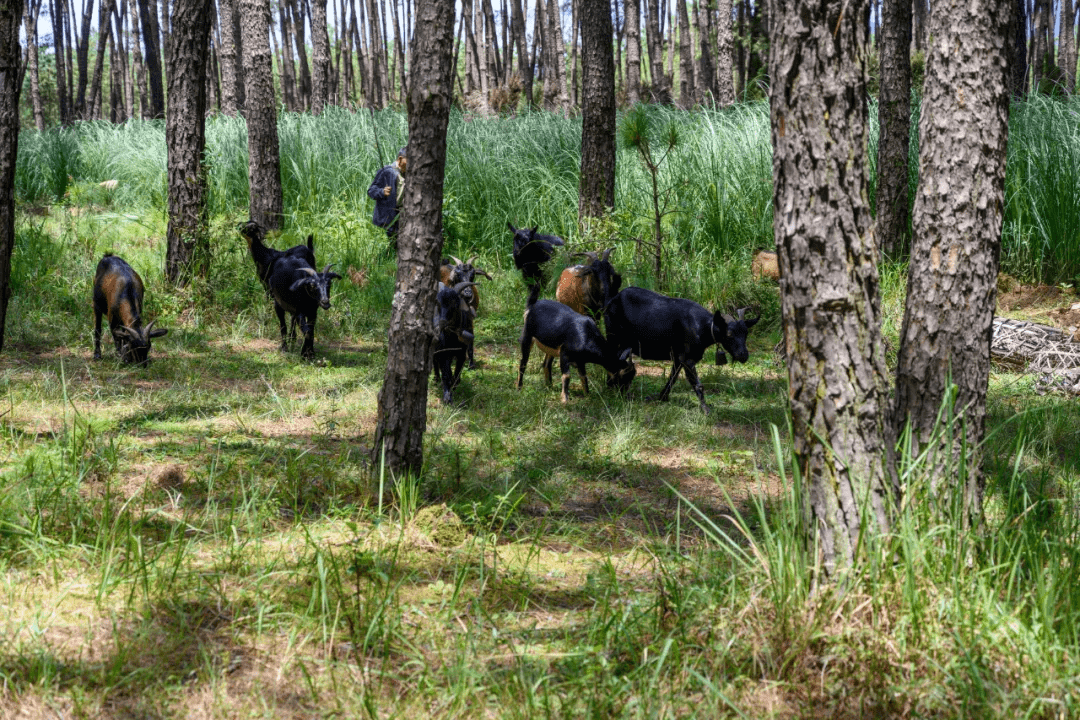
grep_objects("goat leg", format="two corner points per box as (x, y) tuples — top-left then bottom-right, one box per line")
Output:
(300, 315), (316, 359)
(275, 305), (289, 351)
(93, 308), (104, 360)
(682, 363), (709, 413)
(516, 334), (533, 389)
(651, 360), (684, 402)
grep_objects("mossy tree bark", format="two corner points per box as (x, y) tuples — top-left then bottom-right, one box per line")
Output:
(892, 0), (1013, 520)
(0, 0), (22, 352)
(240, 0), (283, 230)
(164, 0), (212, 284)
(371, 0), (455, 479)
(578, 0), (616, 221)
(768, 0), (894, 576)
(875, 0), (912, 257)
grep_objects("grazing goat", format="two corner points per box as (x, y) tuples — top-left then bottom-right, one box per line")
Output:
(555, 247), (622, 320)
(238, 220), (316, 294)
(508, 222), (564, 286)
(432, 281), (477, 404)
(439, 255), (492, 368)
(93, 253), (168, 365)
(517, 285), (636, 403)
(604, 287), (759, 412)
(267, 257), (341, 358)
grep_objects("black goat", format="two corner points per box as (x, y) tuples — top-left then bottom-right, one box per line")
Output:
(93, 253), (168, 365)
(517, 285), (636, 404)
(439, 255), (492, 369)
(555, 246), (622, 320)
(432, 281), (477, 404)
(238, 220), (316, 294)
(508, 222), (564, 286)
(604, 287), (759, 412)
(266, 257), (341, 358)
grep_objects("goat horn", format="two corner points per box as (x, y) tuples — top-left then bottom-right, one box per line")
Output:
(449, 255), (463, 266)
(467, 255), (478, 266)
(601, 246), (615, 262)
(145, 320), (155, 334)
(737, 307), (746, 321)
(475, 268), (493, 280)
(452, 281), (477, 293)
(300, 266), (317, 276)
(322, 263), (335, 274)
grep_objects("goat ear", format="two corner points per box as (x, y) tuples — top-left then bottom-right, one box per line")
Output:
(507, 221), (516, 232)
(289, 277), (314, 293)
(712, 310), (729, 337)
(306, 234), (314, 250)
(619, 347), (634, 363)
(326, 272), (342, 281)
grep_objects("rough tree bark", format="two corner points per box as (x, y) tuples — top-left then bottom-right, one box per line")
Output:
(165, 0), (212, 284)
(715, 0), (734, 105)
(289, 0), (312, 109)
(51, 0), (71, 124)
(23, 0), (44, 130)
(578, 0), (616, 220)
(88, 0), (113, 120)
(625, 0), (641, 104)
(677, 0), (694, 106)
(694, 0), (715, 102)
(769, 0), (893, 575)
(138, 0), (165, 117)
(892, 0), (1013, 520)
(73, 0), (94, 119)
(511, 0), (531, 102)
(218, 0), (245, 114)
(241, 0), (283, 229)
(0, 0), (21, 352)
(1011, 0), (1027, 96)
(875, 0), (912, 257)
(644, 0), (669, 101)
(371, 0), (455, 479)
(1060, 0), (1076, 93)
(311, 0), (331, 113)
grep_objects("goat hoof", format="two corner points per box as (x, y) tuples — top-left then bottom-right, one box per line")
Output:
(93, 352), (102, 360)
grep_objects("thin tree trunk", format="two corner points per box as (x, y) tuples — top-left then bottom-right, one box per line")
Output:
(159, 0), (170, 60)
(644, 0), (668, 101)
(372, 0), (455, 478)
(769, 0), (893, 575)
(677, 0), (693, 106)
(241, 0), (283, 229)
(694, 0), (713, 102)
(73, 0), (94, 119)
(482, 0), (502, 86)
(110, 37), (126, 120)
(128, 0), (146, 117)
(311, 0), (330, 112)
(166, 0), (212, 283)
(1032, 0), (1048, 90)
(613, 0), (623, 95)
(52, 0), (71, 124)
(138, 0), (165, 117)
(219, 0), (244, 114)
(291, 0), (312, 109)
(715, 0), (734, 105)
(390, 0), (406, 100)
(893, 0), (1013, 520)
(112, 0), (132, 118)
(1061, 0), (1076, 93)
(876, 0), (912, 257)
(912, 0), (927, 51)
(377, 0), (390, 101)
(570, 0), (579, 106)
(625, 0), (641, 104)
(735, 0), (744, 95)
(88, 0), (114, 120)
(579, 0), (616, 220)
(276, 2), (296, 109)
(366, 0), (384, 105)
(1012, 0), (1028, 95)
(0, 0), (22, 352)
(550, 0), (569, 109)
(511, 0), (531, 101)
(24, 0), (45, 130)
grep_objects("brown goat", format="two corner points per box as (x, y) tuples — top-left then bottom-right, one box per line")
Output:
(555, 247), (621, 319)
(751, 250), (780, 282)
(93, 253), (168, 365)
(439, 255), (492, 368)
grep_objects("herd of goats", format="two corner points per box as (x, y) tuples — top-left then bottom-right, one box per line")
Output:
(90, 220), (761, 412)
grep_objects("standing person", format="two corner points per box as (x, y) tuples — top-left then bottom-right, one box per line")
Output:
(368, 147), (407, 251)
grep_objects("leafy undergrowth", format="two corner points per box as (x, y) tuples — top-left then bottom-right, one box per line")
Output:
(1, 210), (1080, 718)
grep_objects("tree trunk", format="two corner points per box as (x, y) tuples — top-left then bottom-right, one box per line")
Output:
(694, 0), (713, 102)
(876, 0), (912, 257)
(73, 0), (94, 119)
(1060, 0), (1076, 94)
(290, 0), (311, 109)
(24, 0), (45, 130)
(1031, 0), (1048, 90)
(570, 0), (579, 106)
(644, 0), (669, 101)
(372, 0), (455, 479)
(677, 0), (693, 106)
(511, 0), (531, 102)
(390, 0), (407, 100)
(366, 0), (385, 105)
(165, 0), (212, 284)
(138, 0), (165, 117)
(543, 0), (568, 109)
(892, 0), (1012, 520)
(88, 0), (114, 120)
(275, 1), (296, 109)
(769, 0), (893, 576)
(241, 0), (283, 229)
(51, 0), (71, 124)
(715, 0), (734, 105)
(0, 0), (21, 353)
(912, 0), (927, 51)
(735, 0), (744, 95)
(625, 0), (641, 104)
(311, 0), (331, 112)
(1011, 0), (1028, 95)
(128, 0), (146, 117)
(482, 0), (502, 87)
(111, 0), (132, 119)
(219, 0), (245, 114)
(159, 0), (170, 60)
(579, 0), (615, 220)
(110, 37), (126, 120)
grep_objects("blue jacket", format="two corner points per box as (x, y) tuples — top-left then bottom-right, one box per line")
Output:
(367, 163), (401, 228)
